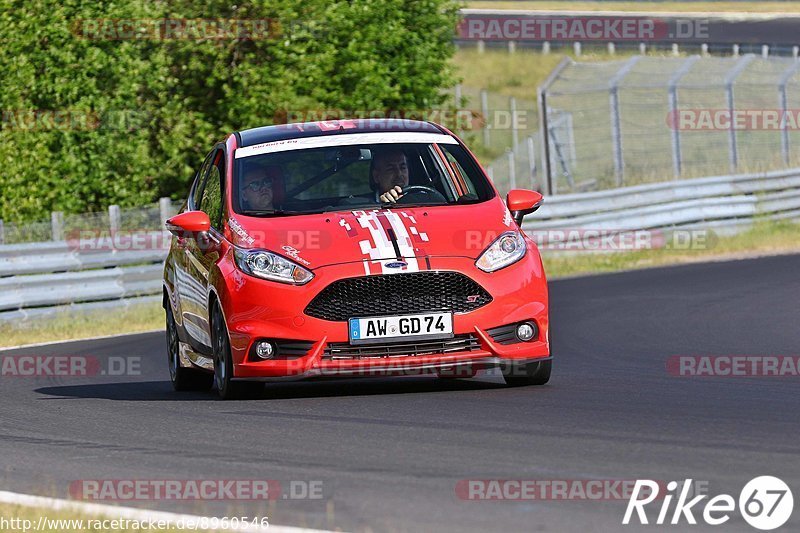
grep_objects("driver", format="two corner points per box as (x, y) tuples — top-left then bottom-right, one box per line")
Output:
(371, 148), (409, 203)
(241, 165), (283, 211)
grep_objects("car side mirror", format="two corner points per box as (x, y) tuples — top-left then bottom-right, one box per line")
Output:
(506, 189), (544, 226)
(166, 210), (211, 238)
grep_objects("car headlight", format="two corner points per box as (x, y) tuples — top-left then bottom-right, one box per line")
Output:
(475, 231), (527, 272)
(233, 248), (314, 285)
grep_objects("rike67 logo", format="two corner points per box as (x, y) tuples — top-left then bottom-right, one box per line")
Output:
(624, 476), (794, 530)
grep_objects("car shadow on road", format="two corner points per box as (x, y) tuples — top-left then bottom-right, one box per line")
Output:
(34, 374), (510, 401)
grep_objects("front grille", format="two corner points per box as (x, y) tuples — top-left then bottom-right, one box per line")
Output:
(486, 324), (520, 345)
(305, 271), (492, 321)
(323, 334), (481, 360)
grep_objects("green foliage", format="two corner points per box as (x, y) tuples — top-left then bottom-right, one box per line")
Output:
(0, 0), (460, 222)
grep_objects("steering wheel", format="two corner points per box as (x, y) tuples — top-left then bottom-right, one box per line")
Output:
(396, 185), (447, 204)
(401, 185), (439, 196)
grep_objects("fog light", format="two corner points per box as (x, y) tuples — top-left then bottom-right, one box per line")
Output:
(516, 322), (537, 342)
(255, 341), (276, 359)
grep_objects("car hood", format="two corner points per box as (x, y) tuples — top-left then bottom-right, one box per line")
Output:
(225, 201), (517, 270)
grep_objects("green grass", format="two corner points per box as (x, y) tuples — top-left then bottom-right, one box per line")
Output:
(0, 301), (163, 349)
(540, 219), (800, 278)
(465, 2), (800, 12)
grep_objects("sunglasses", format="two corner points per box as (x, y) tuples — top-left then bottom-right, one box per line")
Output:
(244, 178), (273, 192)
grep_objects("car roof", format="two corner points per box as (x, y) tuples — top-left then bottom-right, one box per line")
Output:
(236, 119), (446, 147)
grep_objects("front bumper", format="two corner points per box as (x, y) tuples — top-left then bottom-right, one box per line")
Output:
(217, 254), (549, 379)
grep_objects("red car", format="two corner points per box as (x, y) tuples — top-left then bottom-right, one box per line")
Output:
(163, 119), (550, 399)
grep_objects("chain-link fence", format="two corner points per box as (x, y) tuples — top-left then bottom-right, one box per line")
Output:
(538, 54), (800, 194)
(0, 199), (183, 245)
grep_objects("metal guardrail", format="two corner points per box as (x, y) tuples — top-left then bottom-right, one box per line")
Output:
(0, 227), (168, 319)
(523, 168), (800, 237)
(0, 235), (169, 276)
(0, 264), (164, 312)
(1, 169), (798, 322)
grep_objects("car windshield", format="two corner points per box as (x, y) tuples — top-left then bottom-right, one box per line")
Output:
(232, 135), (495, 216)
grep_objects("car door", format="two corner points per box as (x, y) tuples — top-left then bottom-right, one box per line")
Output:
(174, 149), (215, 351)
(182, 146), (226, 353)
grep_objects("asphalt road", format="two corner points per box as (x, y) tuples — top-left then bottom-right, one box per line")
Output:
(1, 254), (799, 532)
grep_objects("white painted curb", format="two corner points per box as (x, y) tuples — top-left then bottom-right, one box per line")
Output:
(0, 490), (336, 533)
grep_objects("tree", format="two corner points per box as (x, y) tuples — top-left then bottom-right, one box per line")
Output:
(0, 0), (461, 223)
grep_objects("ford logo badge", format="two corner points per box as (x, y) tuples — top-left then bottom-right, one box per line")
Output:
(385, 261), (407, 269)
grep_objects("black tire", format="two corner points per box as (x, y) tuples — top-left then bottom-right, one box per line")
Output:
(501, 359), (551, 387)
(211, 304), (263, 400)
(166, 306), (214, 391)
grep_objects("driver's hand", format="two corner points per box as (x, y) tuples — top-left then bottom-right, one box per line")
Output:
(379, 185), (403, 203)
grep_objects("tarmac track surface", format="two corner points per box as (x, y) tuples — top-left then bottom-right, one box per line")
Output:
(1, 254), (799, 532)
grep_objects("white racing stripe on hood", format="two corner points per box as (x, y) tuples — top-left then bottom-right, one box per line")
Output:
(353, 210), (421, 275)
(384, 211), (420, 273)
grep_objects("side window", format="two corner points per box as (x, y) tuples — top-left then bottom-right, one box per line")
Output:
(190, 152), (214, 210)
(199, 150), (224, 230)
(442, 148), (476, 196)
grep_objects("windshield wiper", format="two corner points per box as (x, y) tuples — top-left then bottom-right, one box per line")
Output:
(379, 202), (448, 209)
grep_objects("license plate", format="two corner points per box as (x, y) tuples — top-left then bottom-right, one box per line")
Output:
(349, 312), (453, 345)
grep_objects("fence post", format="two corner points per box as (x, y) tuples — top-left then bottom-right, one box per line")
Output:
(724, 55), (755, 172)
(159, 197), (174, 224)
(778, 62), (800, 165)
(609, 56), (642, 186)
(477, 40), (485, 54)
(526, 136), (537, 190)
(573, 42), (581, 56)
(480, 89), (490, 146)
(607, 42), (615, 55)
(537, 57), (573, 196)
(508, 41), (516, 54)
(109, 205), (121, 234)
(507, 149), (517, 190)
(668, 56), (700, 177)
(51, 211), (64, 241)
(510, 96), (519, 151)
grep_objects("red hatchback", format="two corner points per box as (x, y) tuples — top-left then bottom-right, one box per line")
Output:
(163, 119), (550, 399)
